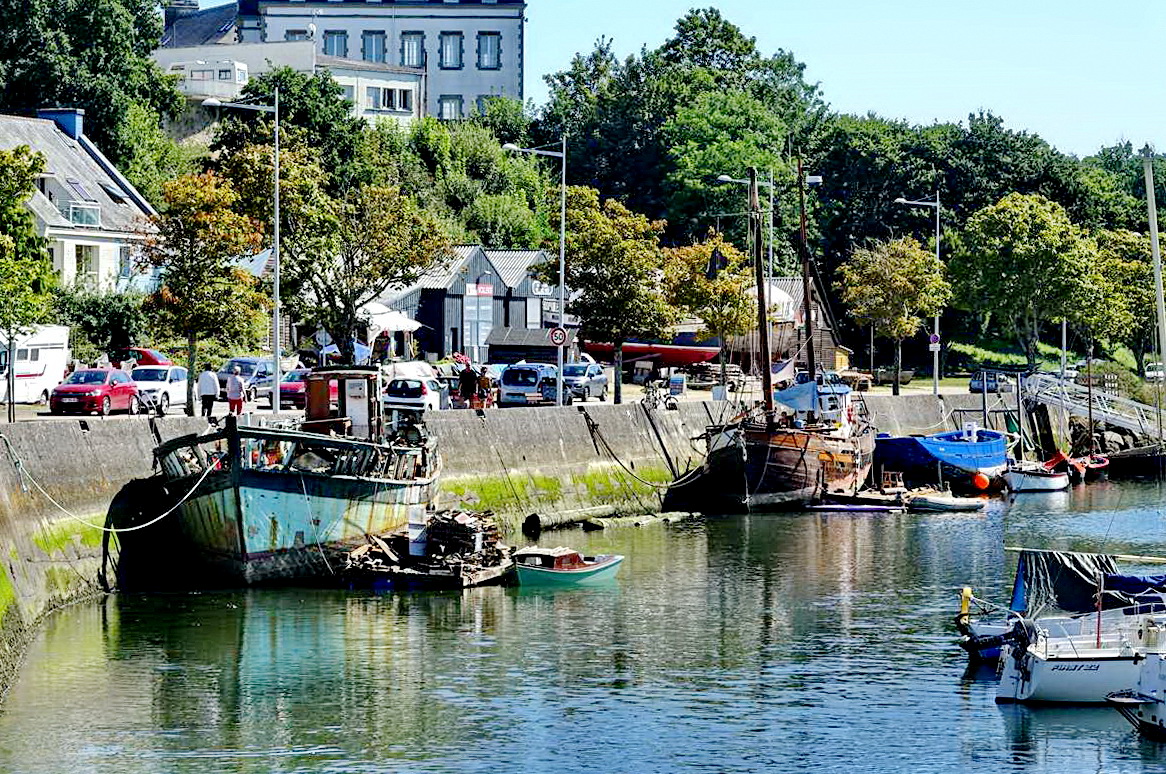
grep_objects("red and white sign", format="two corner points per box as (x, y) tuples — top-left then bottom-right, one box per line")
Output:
(465, 283), (493, 297)
(549, 327), (568, 347)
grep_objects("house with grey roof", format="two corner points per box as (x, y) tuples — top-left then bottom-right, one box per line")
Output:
(384, 245), (564, 363)
(0, 109), (157, 290)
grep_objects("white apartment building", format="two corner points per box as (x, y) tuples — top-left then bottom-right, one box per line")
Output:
(153, 40), (424, 126)
(0, 110), (156, 290)
(235, 0), (525, 120)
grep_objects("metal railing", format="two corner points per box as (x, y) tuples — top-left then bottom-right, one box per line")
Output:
(1024, 373), (1165, 439)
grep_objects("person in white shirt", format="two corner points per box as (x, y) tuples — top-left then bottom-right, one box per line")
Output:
(197, 363), (219, 418)
(226, 366), (247, 415)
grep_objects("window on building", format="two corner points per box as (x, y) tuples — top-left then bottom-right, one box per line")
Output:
(66, 177), (95, 202)
(477, 32), (501, 69)
(75, 245), (99, 285)
(398, 89), (413, 112)
(438, 95), (463, 120)
(401, 32), (424, 67)
(118, 245), (132, 278)
(285, 29), (308, 41)
(99, 181), (127, 205)
(342, 85), (354, 103)
(190, 69), (213, 81)
(439, 32), (463, 69)
(363, 31), (387, 63)
(218, 69), (232, 80)
(366, 86), (382, 111)
(323, 30), (348, 57)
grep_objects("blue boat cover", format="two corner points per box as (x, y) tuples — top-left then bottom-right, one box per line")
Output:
(1103, 574), (1166, 595)
(1010, 550), (1120, 615)
(773, 381), (850, 414)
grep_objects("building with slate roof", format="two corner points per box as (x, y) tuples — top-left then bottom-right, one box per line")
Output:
(384, 246), (562, 363)
(0, 109), (157, 290)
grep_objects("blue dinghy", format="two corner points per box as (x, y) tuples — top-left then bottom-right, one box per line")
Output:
(874, 426), (1007, 491)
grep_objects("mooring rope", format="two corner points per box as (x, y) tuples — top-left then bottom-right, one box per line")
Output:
(582, 411), (707, 490)
(0, 431), (217, 534)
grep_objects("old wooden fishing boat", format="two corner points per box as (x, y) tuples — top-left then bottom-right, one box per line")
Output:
(681, 166), (874, 511)
(112, 366), (439, 587)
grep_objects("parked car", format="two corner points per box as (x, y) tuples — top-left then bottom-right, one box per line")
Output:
(112, 347), (172, 368)
(217, 357), (276, 402)
(1147, 362), (1165, 381)
(131, 364), (188, 413)
(498, 363), (557, 407)
(382, 377), (445, 412)
(49, 368), (140, 415)
(562, 362), (608, 401)
(969, 371), (1014, 393)
(275, 368), (340, 409)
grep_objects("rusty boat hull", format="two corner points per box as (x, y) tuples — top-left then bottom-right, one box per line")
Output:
(114, 422), (438, 588)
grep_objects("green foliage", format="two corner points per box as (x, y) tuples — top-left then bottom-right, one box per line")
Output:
(0, 146), (55, 337)
(473, 96), (530, 145)
(555, 186), (675, 402)
(951, 193), (1098, 369)
(140, 172), (267, 411)
(465, 193), (543, 248)
(119, 103), (198, 207)
(283, 185), (452, 364)
(51, 286), (147, 363)
(1093, 229), (1155, 373)
(0, 0), (182, 170)
(664, 232), (754, 340)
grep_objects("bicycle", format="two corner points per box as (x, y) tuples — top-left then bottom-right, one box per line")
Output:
(641, 380), (678, 411)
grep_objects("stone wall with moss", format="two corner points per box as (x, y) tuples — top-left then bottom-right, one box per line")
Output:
(0, 415), (205, 699)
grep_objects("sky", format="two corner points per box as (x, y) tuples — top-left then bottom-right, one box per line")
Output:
(522, 0), (1166, 158)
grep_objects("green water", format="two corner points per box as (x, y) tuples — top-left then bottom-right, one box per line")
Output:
(4, 482), (1166, 772)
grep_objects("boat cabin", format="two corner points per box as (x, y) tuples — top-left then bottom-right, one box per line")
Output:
(302, 366), (385, 442)
(514, 546), (587, 570)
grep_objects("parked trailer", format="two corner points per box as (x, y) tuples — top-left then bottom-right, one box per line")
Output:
(0, 325), (71, 404)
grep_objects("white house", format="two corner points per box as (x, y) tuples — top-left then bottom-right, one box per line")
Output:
(228, 0), (525, 120)
(153, 40), (424, 126)
(0, 109), (156, 289)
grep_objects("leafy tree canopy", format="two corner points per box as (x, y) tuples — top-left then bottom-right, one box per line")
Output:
(0, 146), (55, 337)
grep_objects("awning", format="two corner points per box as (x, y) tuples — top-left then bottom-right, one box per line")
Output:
(361, 301), (421, 333)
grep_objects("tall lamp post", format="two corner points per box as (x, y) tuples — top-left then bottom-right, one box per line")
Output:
(503, 138), (567, 407)
(894, 191), (941, 396)
(204, 89), (281, 416)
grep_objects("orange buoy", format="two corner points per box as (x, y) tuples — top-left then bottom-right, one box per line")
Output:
(972, 472), (991, 490)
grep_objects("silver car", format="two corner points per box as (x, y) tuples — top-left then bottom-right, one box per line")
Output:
(562, 362), (608, 401)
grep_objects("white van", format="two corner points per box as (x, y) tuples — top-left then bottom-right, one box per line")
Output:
(0, 325), (71, 404)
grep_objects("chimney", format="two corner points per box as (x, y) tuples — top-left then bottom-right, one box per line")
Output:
(38, 108), (85, 140)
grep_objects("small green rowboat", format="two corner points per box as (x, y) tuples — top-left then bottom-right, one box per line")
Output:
(514, 546), (625, 586)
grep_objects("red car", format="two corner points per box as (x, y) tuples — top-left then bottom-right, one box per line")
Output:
(275, 368), (338, 409)
(112, 347), (173, 368)
(49, 369), (141, 415)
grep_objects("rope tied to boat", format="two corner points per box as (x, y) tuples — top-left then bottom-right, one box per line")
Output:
(582, 410), (706, 490)
(0, 430), (218, 534)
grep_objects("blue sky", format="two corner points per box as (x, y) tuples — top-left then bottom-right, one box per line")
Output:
(523, 0), (1166, 158)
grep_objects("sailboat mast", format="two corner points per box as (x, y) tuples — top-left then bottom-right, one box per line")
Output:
(750, 167), (775, 426)
(798, 158), (817, 379)
(1142, 146), (1166, 401)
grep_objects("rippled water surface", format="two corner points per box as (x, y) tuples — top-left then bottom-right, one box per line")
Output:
(5, 482), (1166, 773)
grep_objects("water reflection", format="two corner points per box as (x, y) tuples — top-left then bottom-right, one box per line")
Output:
(3, 501), (1166, 772)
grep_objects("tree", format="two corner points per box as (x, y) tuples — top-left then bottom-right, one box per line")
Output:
(837, 237), (951, 395)
(139, 172), (266, 414)
(0, 0), (183, 171)
(51, 287), (146, 364)
(554, 186), (675, 403)
(664, 232), (754, 385)
(283, 186), (451, 365)
(951, 193), (1097, 370)
(1092, 229), (1154, 375)
(0, 146), (55, 418)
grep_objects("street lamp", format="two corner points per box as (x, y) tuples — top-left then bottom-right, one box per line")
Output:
(503, 138), (567, 407)
(203, 89), (281, 416)
(894, 191), (941, 396)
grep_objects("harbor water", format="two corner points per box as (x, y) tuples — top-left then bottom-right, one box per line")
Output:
(4, 483), (1166, 772)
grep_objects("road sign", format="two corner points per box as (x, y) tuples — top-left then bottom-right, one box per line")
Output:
(928, 342), (941, 352)
(929, 333), (940, 345)
(549, 327), (567, 347)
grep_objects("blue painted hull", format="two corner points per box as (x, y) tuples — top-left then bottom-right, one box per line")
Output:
(875, 430), (1006, 490)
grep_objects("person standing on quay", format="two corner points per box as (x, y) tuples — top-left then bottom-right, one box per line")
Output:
(197, 362), (218, 418)
(226, 365), (246, 416)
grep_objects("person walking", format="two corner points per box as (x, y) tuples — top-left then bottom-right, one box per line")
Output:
(226, 365), (247, 416)
(458, 363), (478, 408)
(197, 362), (218, 418)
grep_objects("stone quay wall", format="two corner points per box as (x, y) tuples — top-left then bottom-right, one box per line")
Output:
(0, 394), (975, 699)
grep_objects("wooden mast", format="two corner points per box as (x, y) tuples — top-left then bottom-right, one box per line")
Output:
(798, 158), (816, 381)
(749, 167), (775, 428)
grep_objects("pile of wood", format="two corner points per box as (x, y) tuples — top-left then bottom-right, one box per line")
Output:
(344, 509), (513, 588)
